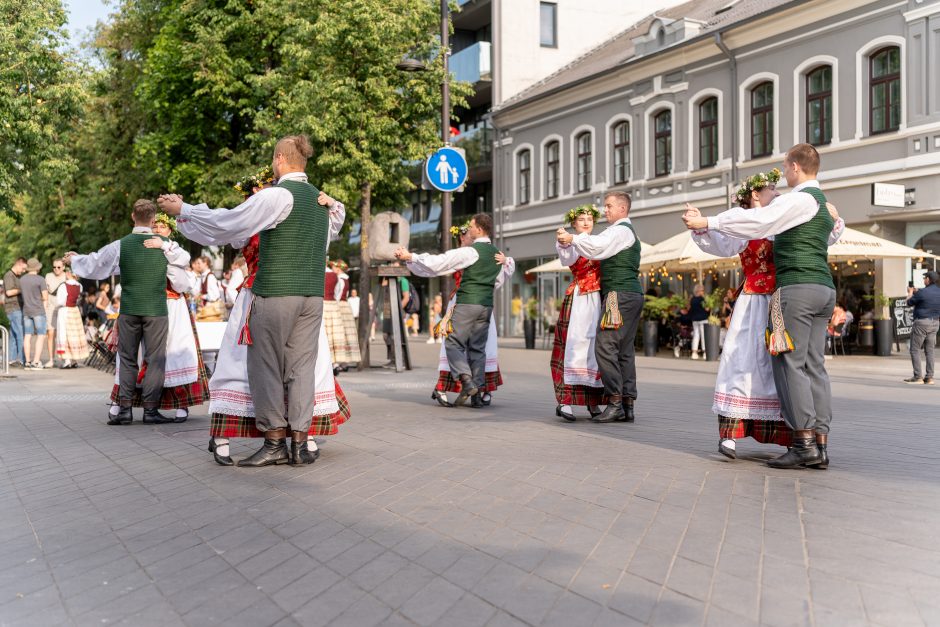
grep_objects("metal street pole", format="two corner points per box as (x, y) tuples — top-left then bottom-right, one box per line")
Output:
(440, 0), (452, 298)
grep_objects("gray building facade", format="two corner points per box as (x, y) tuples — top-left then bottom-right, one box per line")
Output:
(491, 0), (940, 336)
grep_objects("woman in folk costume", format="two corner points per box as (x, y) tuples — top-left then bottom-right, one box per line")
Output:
(690, 169), (844, 459)
(106, 213), (210, 423)
(323, 259), (361, 370)
(205, 168), (350, 466)
(54, 267), (90, 368)
(551, 205), (607, 421)
(420, 222), (514, 407)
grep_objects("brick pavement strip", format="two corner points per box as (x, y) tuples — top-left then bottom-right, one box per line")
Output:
(0, 342), (939, 626)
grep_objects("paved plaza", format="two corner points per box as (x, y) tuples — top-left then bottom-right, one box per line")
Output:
(0, 340), (938, 627)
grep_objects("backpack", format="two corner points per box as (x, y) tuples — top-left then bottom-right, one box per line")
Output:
(403, 279), (420, 315)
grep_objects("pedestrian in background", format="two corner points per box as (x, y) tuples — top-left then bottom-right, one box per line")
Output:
(3, 257), (27, 366)
(689, 284), (709, 360)
(905, 270), (940, 385)
(44, 258), (67, 367)
(21, 258), (49, 370)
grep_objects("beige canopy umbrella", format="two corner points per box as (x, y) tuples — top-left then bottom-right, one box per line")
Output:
(526, 242), (652, 274)
(639, 231), (737, 271)
(826, 227), (937, 261)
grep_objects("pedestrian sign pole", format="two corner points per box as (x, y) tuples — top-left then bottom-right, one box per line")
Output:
(424, 147), (468, 193)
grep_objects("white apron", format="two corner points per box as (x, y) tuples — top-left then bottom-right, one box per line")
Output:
(563, 287), (603, 387)
(208, 287), (339, 417)
(712, 292), (782, 420)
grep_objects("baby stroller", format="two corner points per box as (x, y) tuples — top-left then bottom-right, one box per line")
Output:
(671, 317), (693, 358)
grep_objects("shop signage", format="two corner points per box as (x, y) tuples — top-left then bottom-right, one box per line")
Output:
(871, 183), (905, 208)
(891, 296), (914, 340)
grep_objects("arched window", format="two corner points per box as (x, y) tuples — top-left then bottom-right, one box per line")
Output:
(517, 149), (531, 205)
(698, 98), (718, 168)
(751, 82), (774, 157)
(612, 122), (630, 184)
(544, 141), (560, 199)
(870, 47), (900, 134)
(654, 111), (672, 177)
(576, 132), (592, 192)
(806, 66), (832, 145)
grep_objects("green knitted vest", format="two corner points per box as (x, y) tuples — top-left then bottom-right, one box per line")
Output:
(773, 187), (834, 289)
(118, 233), (169, 317)
(457, 241), (501, 307)
(253, 180), (328, 297)
(600, 222), (643, 294)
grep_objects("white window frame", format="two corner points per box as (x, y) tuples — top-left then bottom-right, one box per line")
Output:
(855, 36), (906, 140)
(569, 125), (595, 194)
(644, 102), (676, 179)
(604, 114), (633, 186)
(512, 143), (534, 207)
(539, 134), (563, 200)
(793, 55), (839, 147)
(738, 71), (780, 161)
(687, 89), (723, 170)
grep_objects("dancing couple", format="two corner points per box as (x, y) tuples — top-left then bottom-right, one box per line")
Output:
(556, 191), (643, 423)
(395, 214), (511, 408)
(159, 135), (349, 467)
(684, 143), (844, 469)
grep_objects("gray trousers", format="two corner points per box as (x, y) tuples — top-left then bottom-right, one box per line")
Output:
(910, 318), (939, 379)
(117, 314), (168, 408)
(445, 303), (491, 389)
(247, 295), (323, 433)
(770, 284), (836, 433)
(594, 292), (643, 400)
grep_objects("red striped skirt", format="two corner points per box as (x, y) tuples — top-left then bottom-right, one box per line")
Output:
(435, 369), (503, 393)
(551, 294), (608, 407)
(209, 382), (351, 438)
(718, 416), (793, 447)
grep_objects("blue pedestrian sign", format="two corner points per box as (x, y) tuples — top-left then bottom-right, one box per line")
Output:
(425, 147), (468, 192)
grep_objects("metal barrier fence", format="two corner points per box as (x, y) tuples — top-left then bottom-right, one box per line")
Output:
(0, 326), (9, 376)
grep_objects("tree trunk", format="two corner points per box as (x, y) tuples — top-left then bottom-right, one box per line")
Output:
(357, 181), (372, 370)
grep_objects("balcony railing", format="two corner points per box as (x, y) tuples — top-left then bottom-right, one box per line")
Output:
(453, 125), (493, 170)
(450, 41), (491, 85)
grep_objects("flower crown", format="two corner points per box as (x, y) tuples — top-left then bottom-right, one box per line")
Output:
(733, 168), (782, 206)
(565, 204), (600, 225)
(449, 220), (471, 239)
(154, 212), (177, 233)
(234, 165), (275, 197)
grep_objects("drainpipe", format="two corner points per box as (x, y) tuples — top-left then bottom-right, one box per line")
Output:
(714, 32), (737, 206)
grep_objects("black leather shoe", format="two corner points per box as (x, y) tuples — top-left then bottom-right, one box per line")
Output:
(208, 439), (234, 466)
(621, 398), (635, 423)
(454, 375), (478, 406)
(238, 429), (289, 467)
(591, 396), (625, 423)
(557, 405), (576, 422)
(431, 390), (452, 407)
(767, 430), (821, 469)
(806, 433), (828, 470)
(107, 406), (132, 425)
(587, 405), (601, 418)
(470, 394), (484, 409)
(481, 393), (492, 406)
(142, 408), (171, 424)
(289, 435), (319, 466)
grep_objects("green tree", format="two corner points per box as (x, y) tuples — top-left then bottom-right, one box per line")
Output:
(0, 0), (85, 215)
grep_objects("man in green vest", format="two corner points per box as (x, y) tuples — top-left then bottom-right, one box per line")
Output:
(682, 144), (839, 469)
(158, 135), (346, 467)
(558, 191), (643, 423)
(65, 199), (192, 425)
(395, 213), (504, 408)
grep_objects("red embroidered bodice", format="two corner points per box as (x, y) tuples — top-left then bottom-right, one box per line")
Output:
(565, 257), (601, 296)
(165, 279), (181, 300)
(338, 277), (350, 301)
(242, 234), (260, 290)
(740, 239), (776, 295)
(65, 283), (81, 307)
(448, 270), (463, 301)
(324, 271), (338, 301)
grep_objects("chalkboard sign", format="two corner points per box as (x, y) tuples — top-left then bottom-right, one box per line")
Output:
(891, 296), (913, 340)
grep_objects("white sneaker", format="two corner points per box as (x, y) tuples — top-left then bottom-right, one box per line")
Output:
(43, 360), (54, 368)
(426, 337), (435, 344)
(674, 346), (681, 358)
(691, 352), (700, 360)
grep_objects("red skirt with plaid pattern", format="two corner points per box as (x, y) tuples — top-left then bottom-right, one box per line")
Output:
(435, 369), (502, 394)
(551, 294), (608, 406)
(209, 382), (351, 438)
(718, 416), (793, 447)
(109, 309), (210, 410)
